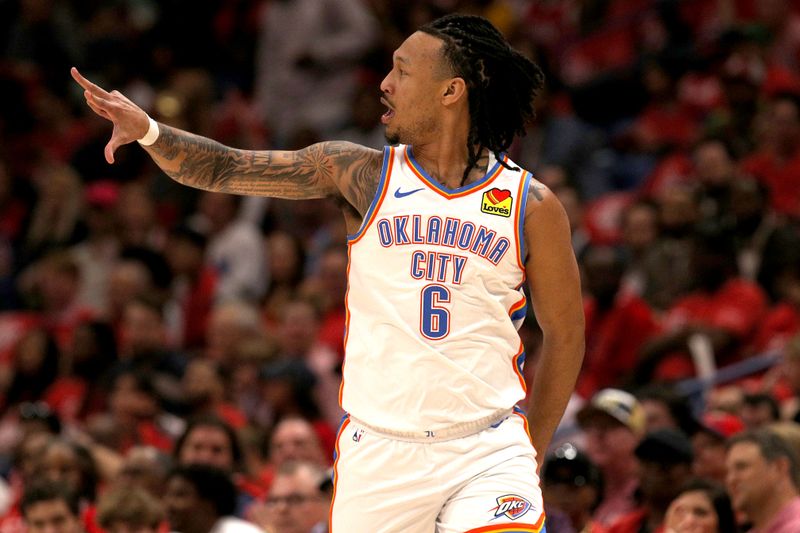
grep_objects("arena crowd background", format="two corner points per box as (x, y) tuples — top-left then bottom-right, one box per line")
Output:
(3, 1), (800, 532)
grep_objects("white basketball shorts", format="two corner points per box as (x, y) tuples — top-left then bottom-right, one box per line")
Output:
(329, 411), (546, 533)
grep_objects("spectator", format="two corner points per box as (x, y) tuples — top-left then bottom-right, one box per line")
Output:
(86, 368), (172, 454)
(260, 359), (336, 457)
(619, 199), (660, 297)
(637, 224), (767, 382)
(726, 429), (800, 532)
(20, 481), (83, 533)
(112, 446), (172, 498)
(253, 0), (379, 144)
(164, 464), (261, 533)
(96, 487), (164, 533)
(69, 180), (121, 315)
(576, 388), (646, 527)
(541, 443), (604, 533)
(43, 320), (117, 423)
(691, 411), (745, 484)
(193, 192), (267, 304)
(639, 185), (699, 311)
(179, 359), (247, 429)
(741, 393), (782, 429)
(635, 385), (699, 436)
(577, 245), (660, 397)
(272, 298), (341, 429)
(2, 329), (60, 410)
(204, 301), (263, 369)
(38, 438), (98, 505)
(173, 415), (256, 516)
(114, 296), (186, 410)
(742, 92), (800, 219)
(251, 460), (329, 533)
(163, 225), (217, 352)
(606, 429), (695, 533)
(663, 478), (736, 533)
(257, 417), (329, 494)
(261, 231), (306, 330)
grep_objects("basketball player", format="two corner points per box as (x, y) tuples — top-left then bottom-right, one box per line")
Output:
(72, 14), (584, 533)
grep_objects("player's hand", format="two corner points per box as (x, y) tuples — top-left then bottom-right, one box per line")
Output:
(70, 67), (150, 164)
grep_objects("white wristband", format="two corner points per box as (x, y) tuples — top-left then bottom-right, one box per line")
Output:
(137, 115), (160, 146)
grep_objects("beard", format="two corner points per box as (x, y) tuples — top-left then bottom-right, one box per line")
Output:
(385, 131), (400, 145)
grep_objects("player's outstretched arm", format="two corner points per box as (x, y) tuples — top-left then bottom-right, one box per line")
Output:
(523, 183), (585, 460)
(71, 68), (383, 210)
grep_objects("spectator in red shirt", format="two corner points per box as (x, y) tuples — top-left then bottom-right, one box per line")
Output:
(637, 225), (767, 381)
(163, 225), (217, 352)
(742, 92), (800, 219)
(577, 245), (661, 398)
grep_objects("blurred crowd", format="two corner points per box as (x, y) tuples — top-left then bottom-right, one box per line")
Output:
(3, 0), (800, 532)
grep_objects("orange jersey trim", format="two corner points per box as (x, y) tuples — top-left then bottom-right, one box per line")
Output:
(328, 416), (351, 533)
(404, 148), (506, 199)
(463, 512), (545, 532)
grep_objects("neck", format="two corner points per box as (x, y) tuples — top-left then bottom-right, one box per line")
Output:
(410, 108), (488, 188)
(749, 485), (798, 529)
(412, 142), (491, 188)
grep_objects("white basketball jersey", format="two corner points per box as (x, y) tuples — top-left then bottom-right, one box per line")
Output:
(341, 145), (534, 434)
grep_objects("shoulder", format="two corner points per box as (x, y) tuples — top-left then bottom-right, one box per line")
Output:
(521, 176), (569, 228)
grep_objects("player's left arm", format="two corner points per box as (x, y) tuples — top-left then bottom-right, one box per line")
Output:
(522, 182), (585, 460)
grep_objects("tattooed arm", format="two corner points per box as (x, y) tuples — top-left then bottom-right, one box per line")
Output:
(70, 67), (383, 215)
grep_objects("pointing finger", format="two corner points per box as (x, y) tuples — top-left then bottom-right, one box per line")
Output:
(71, 67), (112, 98)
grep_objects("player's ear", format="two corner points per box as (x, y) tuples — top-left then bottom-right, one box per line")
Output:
(441, 77), (467, 106)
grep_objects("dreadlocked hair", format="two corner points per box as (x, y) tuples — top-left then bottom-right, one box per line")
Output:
(420, 14), (545, 186)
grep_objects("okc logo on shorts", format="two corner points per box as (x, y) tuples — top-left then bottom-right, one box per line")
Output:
(490, 494), (532, 521)
(481, 188), (512, 217)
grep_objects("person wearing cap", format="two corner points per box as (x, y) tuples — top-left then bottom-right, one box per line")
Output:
(691, 410), (745, 483)
(577, 388), (646, 527)
(726, 428), (800, 533)
(606, 428), (694, 533)
(542, 443), (604, 533)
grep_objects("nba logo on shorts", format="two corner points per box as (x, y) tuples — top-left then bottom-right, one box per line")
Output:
(490, 494), (531, 521)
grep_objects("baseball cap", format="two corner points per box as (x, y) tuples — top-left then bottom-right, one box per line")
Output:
(635, 428), (694, 464)
(577, 388), (646, 436)
(696, 411), (745, 441)
(542, 443), (602, 489)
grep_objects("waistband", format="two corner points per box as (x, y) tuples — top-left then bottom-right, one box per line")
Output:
(348, 408), (515, 443)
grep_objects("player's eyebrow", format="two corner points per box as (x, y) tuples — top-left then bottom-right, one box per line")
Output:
(393, 54), (410, 65)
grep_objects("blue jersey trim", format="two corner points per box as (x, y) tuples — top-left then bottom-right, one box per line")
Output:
(406, 146), (504, 196)
(517, 170), (533, 265)
(347, 146), (391, 242)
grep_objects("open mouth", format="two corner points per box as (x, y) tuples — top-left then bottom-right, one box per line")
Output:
(380, 97), (395, 123)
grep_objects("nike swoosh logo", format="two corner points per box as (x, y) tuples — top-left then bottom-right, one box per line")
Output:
(394, 187), (424, 198)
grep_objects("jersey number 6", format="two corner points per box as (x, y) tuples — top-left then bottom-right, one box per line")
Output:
(420, 284), (451, 340)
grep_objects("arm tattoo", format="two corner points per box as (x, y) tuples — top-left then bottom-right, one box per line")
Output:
(145, 125), (382, 212)
(531, 184), (545, 202)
